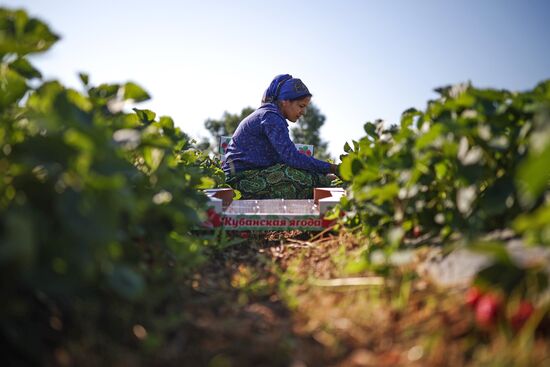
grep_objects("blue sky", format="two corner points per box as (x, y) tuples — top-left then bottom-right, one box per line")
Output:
(5, 0), (550, 158)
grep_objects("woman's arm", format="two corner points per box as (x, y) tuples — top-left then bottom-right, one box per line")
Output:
(262, 113), (332, 173)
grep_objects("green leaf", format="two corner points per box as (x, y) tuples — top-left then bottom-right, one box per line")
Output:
(79, 72), (89, 86)
(339, 155), (354, 181)
(401, 107), (420, 116)
(66, 89), (93, 112)
(343, 141), (352, 153)
(89, 83), (119, 101)
(366, 182), (399, 205)
(0, 65), (28, 109)
(514, 204), (550, 233)
(197, 176), (216, 189)
(469, 241), (512, 265)
(415, 123), (444, 150)
(108, 265), (145, 300)
(517, 143), (550, 205)
(9, 58), (42, 79)
(0, 8), (60, 56)
(363, 122), (379, 139)
(434, 82), (471, 99)
(475, 262), (525, 293)
(434, 162), (447, 180)
(400, 108), (421, 129)
(143, 146), (164, 172)
(133, 108), (156, 124)
(477, 176), (515, 216)
(0, 209), (36, 272)
(123, 81), (150, 102)
(344, 257), (369, 274)
(351, 157), (364, 175)
(158, 116), (175, 130)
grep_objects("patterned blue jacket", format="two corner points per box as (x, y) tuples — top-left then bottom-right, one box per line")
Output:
(222, 103), (331, 176)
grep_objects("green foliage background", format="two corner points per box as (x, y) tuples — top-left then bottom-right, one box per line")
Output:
(338, 80), (550, 296)
(0, 8), (224, 365)
(339, 81), (550, 243)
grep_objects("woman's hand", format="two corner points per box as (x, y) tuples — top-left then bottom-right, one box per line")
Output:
(329, 163), (340, 176)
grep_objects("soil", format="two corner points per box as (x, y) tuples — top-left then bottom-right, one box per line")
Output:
(150, 230), (550, 367)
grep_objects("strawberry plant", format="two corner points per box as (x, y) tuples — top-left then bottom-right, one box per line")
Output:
(340, 81), (550, 244)
(0, 7), (221, 365)
(338, 80), (550, 329)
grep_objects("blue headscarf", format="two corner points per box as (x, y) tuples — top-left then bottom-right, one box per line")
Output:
(261, 74), (312, 103)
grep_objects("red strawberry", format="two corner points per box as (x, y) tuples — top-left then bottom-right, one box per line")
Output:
(475, 293), (501, 329)
(510, 301), (534, 331)
(412, 226), (422, 238)
(465, 286), (483, 309)
(306, 150), (312, 156)
(321, 218), (335, 228)
(239, 231), (249, 239)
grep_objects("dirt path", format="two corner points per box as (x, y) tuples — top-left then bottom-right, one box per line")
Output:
(172, 231), (326, 367)
(152, 230), (550, 367)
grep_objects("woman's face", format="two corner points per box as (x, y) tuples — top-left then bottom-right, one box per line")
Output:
(280, 96), (311, 122)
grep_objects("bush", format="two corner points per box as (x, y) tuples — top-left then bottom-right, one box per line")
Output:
(340, 81), (550, 245)
(0, 7), (221, 365)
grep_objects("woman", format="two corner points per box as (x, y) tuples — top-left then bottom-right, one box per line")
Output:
(222, 74), (339, 200)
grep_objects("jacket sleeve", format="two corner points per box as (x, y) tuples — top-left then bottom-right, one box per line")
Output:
(262, 112), (331, 173)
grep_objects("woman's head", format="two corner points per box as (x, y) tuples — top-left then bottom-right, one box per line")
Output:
(262, 74), (312, 122)
(262, 74), (312, 103)
(279, 96), (311, 122)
